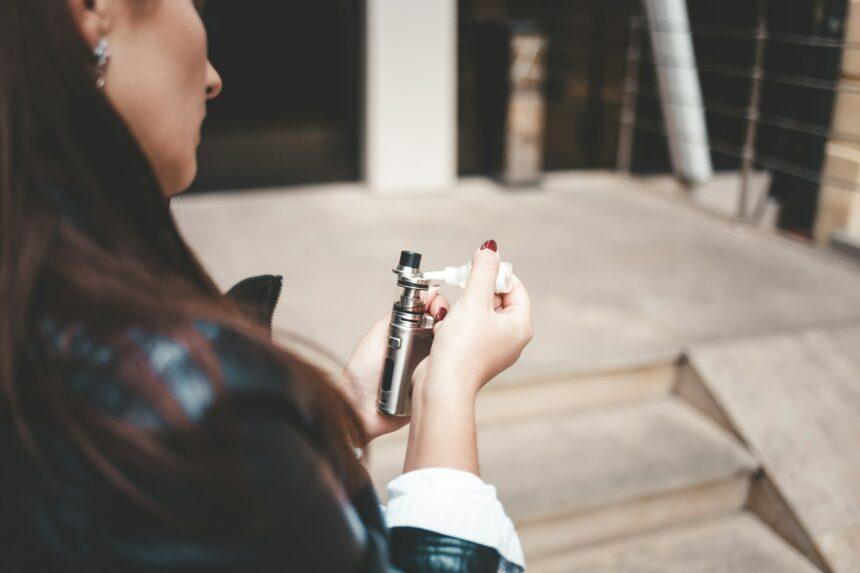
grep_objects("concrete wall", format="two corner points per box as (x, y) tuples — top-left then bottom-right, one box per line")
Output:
(815, 0), (860, 244)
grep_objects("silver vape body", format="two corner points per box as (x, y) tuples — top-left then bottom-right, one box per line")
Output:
(378, 251), (436, 417)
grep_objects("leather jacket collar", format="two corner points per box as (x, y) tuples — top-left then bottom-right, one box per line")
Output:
(38, 179), (284, 337)
(225, 274), (283, 338)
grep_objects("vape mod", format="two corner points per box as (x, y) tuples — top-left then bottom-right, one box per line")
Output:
(377, 250), (436, 417)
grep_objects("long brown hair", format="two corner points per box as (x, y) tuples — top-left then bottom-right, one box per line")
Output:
(0, 0), (366, 532)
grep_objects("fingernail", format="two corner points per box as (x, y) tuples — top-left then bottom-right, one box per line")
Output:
(480, 239), (497, 252)
(436, 307), (448, 321)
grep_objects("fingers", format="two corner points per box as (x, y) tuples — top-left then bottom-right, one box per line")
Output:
(493, 294), (503, 311)
(463, 240), (501, 306)
(376, 312), (392, 327)
(424, 287), (437, 306)
(426, 292), (449, 322)
(500, 273), (528, 307)
(496, 274), (534, 346)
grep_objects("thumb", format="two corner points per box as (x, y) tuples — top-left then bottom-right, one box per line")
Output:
(463, 240), (500, 305)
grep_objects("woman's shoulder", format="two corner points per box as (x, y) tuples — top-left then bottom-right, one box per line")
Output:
(20, 318), (372, 571)
(36, 316), (309, 431)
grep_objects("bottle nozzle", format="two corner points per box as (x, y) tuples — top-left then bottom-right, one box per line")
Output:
(422, 262), (513, 293)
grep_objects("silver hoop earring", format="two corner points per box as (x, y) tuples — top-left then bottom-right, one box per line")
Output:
(93, 37), (111, 90)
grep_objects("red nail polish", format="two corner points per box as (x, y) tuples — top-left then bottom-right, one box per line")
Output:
(436, 307), (448, 321)
(480, 239), (497, 252)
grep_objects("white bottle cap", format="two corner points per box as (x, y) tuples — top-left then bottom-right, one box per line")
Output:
(497, 262), (513, 293)
(422, 261), (513, 294)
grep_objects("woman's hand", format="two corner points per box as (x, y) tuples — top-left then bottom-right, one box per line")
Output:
(339, 290), (450, 445)
(404, 240), (534, 475)
(418, 241), (534, 402)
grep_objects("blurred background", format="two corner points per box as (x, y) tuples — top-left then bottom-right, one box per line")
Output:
(171, 1), (860, 571)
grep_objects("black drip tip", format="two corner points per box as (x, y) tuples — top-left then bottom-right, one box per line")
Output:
(399, 250), (422, 269)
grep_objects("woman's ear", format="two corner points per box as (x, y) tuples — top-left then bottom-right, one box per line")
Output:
(66, 0), (111, 50)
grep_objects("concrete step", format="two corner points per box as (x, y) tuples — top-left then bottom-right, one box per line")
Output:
(477, 363), (675, 428)
(527, 513), (819, 573)
(367, 396), (758, 555)
(689, 325), (860, 572)
(371, 363), (676, 451)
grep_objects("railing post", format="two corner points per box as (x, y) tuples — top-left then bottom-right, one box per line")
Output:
(739, 0), (768, 221)
(617, 3), (642, 174)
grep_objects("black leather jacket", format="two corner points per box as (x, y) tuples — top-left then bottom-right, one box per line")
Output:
(0, 186), (504, 572)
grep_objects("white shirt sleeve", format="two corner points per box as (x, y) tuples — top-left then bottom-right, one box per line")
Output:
(381, 468), (526, 572)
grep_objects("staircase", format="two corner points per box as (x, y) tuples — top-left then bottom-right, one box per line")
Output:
(366, 362), (821, 572)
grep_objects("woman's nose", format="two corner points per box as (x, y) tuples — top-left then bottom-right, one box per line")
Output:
(205, 61), (223, 100)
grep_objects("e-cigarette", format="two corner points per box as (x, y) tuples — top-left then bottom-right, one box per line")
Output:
(377, 249), (514, 417)
(377, 250), (435, 417)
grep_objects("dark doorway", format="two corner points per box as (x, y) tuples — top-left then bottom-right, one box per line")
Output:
(457, 0), (634, 176)
(459, 0), (846, 236)
(192, 1), (361, 191)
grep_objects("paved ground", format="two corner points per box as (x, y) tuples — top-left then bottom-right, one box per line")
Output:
(175, 172), (859, 569)
(173, 172), (860, 382)
(690, 324), (860, 572)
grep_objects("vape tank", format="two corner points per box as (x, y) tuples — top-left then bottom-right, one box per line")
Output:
(377, 250), (436, 417)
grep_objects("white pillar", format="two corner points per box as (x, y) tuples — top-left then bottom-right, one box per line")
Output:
(364, 0), (457, 194)
(643, 0), (713, 186)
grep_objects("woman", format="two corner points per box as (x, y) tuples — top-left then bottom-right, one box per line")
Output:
(0, 1), (534, 571)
